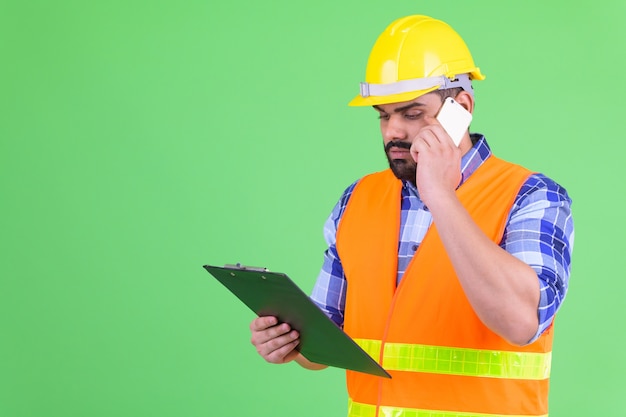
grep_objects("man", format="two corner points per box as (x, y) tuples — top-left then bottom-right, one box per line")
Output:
(250, 15), (574, 417)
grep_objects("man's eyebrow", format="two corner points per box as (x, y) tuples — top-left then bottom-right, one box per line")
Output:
(373, 102), (426, 113)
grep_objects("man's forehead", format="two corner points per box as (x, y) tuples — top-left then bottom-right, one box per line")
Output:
(373, 91), (442, 112)
(374, 98), (431, 113)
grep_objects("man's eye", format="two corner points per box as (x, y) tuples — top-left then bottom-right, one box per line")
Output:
(405, 113), (421, 120)
(378, 113), (390, 121)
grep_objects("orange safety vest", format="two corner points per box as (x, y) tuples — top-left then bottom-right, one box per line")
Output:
(336, 156), (553, 417)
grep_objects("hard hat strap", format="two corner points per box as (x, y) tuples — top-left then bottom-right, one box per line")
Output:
(359, 73), (473, 99)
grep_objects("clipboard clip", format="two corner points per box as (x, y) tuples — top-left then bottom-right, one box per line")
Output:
(223, 263), (269, 272)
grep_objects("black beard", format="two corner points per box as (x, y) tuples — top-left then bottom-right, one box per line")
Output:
(384, 141), (416, 184)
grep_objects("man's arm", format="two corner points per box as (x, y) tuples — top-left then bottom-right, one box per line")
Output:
(411, 121), (571, 345)
(500, 174), (573, 342)
(425, 192), (542, 345)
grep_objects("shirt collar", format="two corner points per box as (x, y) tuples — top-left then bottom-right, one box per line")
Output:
(402, 133), (492, 192)
(460, 133), (492, 185)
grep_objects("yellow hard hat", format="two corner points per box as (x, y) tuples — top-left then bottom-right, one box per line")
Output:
(349, 15), (485, 106)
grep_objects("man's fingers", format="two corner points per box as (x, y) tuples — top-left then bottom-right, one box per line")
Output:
(249, 316), (301, 363)
(251, 322), (292, 345)
(410, 128), (438, 160)
(259, 331), (300, 364)
(250, 316), (278, 332)
(253, 328), (300, 364)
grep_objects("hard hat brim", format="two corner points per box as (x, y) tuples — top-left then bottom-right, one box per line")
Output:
(348, 86), (440, 107)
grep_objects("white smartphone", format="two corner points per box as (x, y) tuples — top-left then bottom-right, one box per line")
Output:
(436, 97), (472, 147)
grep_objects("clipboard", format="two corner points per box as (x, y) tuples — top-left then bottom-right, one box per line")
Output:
(204, 264), (391, 378)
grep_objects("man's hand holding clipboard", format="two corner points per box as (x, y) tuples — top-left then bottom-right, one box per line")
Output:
(204, 264), (390, 378)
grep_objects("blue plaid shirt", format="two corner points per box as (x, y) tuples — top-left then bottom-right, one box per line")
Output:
(311, 135), (574, 343)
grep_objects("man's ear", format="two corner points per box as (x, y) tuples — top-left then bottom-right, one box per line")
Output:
(454, 90), (475, 114)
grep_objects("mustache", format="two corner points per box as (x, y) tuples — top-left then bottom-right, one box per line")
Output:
(384, 140), (412, 152)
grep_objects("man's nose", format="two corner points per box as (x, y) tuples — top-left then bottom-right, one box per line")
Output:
(383, 116), (408, 142)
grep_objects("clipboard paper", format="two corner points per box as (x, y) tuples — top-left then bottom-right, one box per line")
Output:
(204, 264), (390, 378)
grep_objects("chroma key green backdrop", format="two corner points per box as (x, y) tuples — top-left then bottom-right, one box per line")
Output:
(1, 0), (624, 416)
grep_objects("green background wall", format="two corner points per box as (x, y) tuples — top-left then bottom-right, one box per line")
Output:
(1, 0), (624, 415)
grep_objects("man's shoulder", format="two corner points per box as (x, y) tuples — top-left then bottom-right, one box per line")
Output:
(517, 172), (573, 207)
(344, 169), (395, 194)
(484, 155), (571, 201)
(356, 168), (398, 184)
(522, 172), (570, 194)
(333, 169), (397, 218)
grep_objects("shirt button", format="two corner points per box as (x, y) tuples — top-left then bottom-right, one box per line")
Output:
(412, 244), (419, 252)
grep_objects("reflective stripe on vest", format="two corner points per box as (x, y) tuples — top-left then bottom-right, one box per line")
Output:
(348, 399), (548, 417)
(356, 338), (551, 380)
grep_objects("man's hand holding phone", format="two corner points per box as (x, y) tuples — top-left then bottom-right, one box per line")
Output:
(410, 97), (472, 207)
(435, 97), (473, 147)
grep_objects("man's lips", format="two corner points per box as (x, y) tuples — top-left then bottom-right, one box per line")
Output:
(388, 147), (411, 159)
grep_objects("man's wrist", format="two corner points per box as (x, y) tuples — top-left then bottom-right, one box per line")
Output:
(295, 353), (328, 371)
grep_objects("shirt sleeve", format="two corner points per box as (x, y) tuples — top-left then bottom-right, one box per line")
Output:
(500, 173), (575, 343)
(310, 182), (359, 328)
